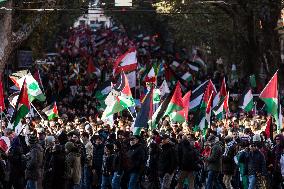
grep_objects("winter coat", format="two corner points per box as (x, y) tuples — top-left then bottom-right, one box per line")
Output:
(102, 154), (114, 176)
(127, 143), (146, 173)
(177, 140), (200, 172)
(43, 147), (54, 189)
(51, 145), (66, 189)
(25, 144), (44, 180)
(239, 149), (266, 176)
(222, 142), (237, 175)
(84, 141), (93, 167)
(65, 151), (81, 184)
(158, 143), (177, 175)
(8, 140), (26, 178)
(92, 143), (104, 171)
(206, 141), (223, 172)
(112, 150), (125, 175)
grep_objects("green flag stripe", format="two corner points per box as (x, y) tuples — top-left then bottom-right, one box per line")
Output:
(14, 105), (29, 129)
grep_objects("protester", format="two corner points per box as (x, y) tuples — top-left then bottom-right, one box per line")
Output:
(64, 141), (81, 189)
(25, 134), (44, 189)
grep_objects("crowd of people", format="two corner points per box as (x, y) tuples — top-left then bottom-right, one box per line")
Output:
(0, 114), (284, 189)
(0, 19), (284, 189)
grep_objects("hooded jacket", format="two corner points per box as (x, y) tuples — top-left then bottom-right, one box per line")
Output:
(25, 144), (44, 180)
(65, 150), (81, 184)
(206, 141), (223, 172)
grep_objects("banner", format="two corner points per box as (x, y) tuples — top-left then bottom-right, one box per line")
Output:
(115, 0), (132, 6)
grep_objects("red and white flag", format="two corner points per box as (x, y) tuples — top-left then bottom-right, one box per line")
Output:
(113, 48), (137, 75)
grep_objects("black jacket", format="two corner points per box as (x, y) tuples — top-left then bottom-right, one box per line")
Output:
(112, 150), (124, 175)
(239, 149), (266, 176)
(102, 154), (114, 176)
(127, 143), (146, 173)
(177, 140), (200, 171)
(158, 143), (177, 175)
(92, 143), (104, 171)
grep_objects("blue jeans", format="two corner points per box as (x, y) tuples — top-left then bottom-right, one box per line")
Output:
(82, 165), (92, 189)
(248, 175), (256, 189)
(26, 180), (37, 189)
(205, 170), (223, 189)
(128, 173), (140, 189)
(112, 171), (123, 189)
(101, 175), (112, 189)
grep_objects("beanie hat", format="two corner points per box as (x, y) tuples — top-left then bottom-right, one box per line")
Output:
(65, 142), (75, 152)
(28, 134), (38, 145)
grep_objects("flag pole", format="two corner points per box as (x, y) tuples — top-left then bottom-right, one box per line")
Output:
(127, 108), (135, 120)
(30, 103), (45, 121)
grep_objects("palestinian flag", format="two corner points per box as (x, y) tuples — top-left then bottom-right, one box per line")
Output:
(190, 80), (216, 111)
(10, 80), (30, 130)
(188, 62), (200, 72)
(239, 88), (254, 112)
(148, 95), (172, 130)
(95, 81), (112, 100)
(205, 92), (214, 128)
(192, 54), (206, 67)
(164, 64), (177, 87)
(170, 61), (180, 70)
(213, 77), (227, 107)
(42, 102), (58, 120)
(189, 80), (209, 111)
(259, 72), (279, 129)
(113, 48), (137, 75)
(196, 80), (216, 130)
(213, 93), (229, 120)
(163, 81), (183, 116)
(102, 73), (135, 119)
(10, 71), (46, 102)
(181, 72), (192, 86)
(170, 91), (191, 123)
(133, 88), (153, 128)
(33, 68), (44, 90)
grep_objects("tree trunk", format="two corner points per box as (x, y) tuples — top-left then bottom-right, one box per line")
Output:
(0, 1), (13, 72)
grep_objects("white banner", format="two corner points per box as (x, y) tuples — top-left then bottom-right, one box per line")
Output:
(115, 0), (132, 6)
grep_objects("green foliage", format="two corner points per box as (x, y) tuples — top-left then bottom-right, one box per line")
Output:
(17, 0), (86, 58)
